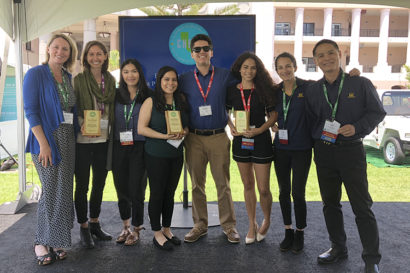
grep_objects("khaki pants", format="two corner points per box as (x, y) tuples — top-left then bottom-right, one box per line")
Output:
(185, 132), (236, 230)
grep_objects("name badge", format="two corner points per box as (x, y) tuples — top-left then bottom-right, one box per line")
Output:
(62, 111), (73, 124)
(120, 130), (133, 146)
(241, 138), (254, 150)
(100, 119), (109, 130)
(199, 105), (212, 117)
(167, 138), (184, 148)
(278, 129), (288, 145)
(321, 119), (340, 144)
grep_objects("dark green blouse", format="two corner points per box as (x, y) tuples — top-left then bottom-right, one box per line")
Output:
(144, 97), (189, 158)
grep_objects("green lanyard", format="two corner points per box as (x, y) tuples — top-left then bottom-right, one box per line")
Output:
(282, 81), (297, 127)
(48, 64), (69, 109)
(167, 100), (176, 110)
(322, 73), (345, 121)
(124, 95), (138, 130)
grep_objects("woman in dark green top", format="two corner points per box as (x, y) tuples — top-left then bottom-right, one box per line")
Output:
(138, 66), (189, 250)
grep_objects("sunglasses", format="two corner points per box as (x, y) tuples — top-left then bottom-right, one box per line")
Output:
(192, 46), (212, 53)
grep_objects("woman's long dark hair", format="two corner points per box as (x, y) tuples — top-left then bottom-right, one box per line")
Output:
(231, 52), (278, 106)
(153, 66), (187, 113)
(117, 59), (150, 104)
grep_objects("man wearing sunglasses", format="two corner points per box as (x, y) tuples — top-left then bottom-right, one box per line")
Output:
(179, 34), (239, 244)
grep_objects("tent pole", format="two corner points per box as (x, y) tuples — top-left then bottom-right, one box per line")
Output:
(14, 0), (26, 195)
(0, 0), (34, 214)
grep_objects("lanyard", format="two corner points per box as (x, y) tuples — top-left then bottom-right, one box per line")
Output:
(166, 100), (176, 110)
(194, 66), (214, 104)
(123, 94), (138, 130)
(99, 74), (105, 115)
(282, 81), (297, 125)
(239, 83), (254, 112)
(48, 64), (69, 109)
(322, 73), (345, 121)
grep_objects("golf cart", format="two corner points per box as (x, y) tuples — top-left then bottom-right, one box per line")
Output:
(363, 89), (410, 165)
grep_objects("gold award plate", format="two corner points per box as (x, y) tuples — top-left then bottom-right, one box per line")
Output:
(165, 110), (183, 134)
(83, 110), (101, 136)
(234, 110), (249, 133)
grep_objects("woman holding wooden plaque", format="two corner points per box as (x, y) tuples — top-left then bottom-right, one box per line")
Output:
(73, 40), (116, 248)
(23, 34), (77, 264)
(138, 66), (189, 250)
(112, 59), (151, 246)
(226, 52), (279, 245)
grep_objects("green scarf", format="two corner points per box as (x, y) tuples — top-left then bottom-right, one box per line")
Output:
(74, 69), (116, 124)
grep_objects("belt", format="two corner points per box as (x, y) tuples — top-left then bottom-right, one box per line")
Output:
(190, 128), (225, 136)
(319, 138), (362, 146)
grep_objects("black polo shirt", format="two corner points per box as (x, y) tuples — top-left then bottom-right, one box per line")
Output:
(305, 69), (386, 141)
(274, 77), (313, 150)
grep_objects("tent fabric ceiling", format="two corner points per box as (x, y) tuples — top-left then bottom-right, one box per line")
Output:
(0, 0), (410, 42)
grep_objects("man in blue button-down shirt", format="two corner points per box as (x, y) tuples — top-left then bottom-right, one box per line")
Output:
(179, 34), (239, 244)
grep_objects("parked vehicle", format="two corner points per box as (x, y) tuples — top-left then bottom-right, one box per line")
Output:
(363, 89), (410, 165)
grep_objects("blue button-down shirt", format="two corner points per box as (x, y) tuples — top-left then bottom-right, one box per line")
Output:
(179, 66), (237, 130)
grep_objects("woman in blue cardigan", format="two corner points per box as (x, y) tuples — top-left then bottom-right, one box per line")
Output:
(23, 33), (78, 265)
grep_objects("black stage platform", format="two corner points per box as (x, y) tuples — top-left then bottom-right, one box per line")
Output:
(0, 201), (409, 273)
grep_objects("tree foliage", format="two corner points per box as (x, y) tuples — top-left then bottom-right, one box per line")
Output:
(108, 50), (119, 72)
(404, 65), (410, 88)
(139, 3), (239, 16)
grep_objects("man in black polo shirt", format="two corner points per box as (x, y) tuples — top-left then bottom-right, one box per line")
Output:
(305, 39), (385, 273)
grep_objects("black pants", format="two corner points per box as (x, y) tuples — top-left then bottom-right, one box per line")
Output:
(112, 141), (147, 227)
(274, 148), (312, 229)
(74, 142), (108, 224)
(145, 153), (183, 231)
(314, 140), (381, 264)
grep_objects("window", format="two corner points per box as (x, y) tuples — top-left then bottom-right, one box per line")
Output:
(25, 42), (32, 51)
(275, 23), (291, 35)
(332, 24), (342, 36)
(302, 57), (316, 72)
(303, 23), (315, 36)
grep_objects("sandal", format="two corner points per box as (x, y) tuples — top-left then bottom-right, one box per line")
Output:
(116, 227), (131, 243)
(124, 226), (145, 246)
(54, 249), (67, 260)
(34, 245), (55, 266)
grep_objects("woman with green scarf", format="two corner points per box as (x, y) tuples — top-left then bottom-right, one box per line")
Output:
(73, 40), (116, 248)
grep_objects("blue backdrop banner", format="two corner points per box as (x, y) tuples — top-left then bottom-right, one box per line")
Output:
(119, 15), (255, 88)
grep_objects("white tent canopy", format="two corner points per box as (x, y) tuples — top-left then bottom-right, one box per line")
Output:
(0, 0), (409, 213)
(1, 0), (410, 42)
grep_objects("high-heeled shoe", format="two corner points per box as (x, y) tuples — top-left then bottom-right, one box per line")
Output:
(245, 224), (258, 245)
(256, 220), (269, 242)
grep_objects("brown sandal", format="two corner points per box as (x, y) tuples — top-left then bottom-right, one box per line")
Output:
(116, 227), (131, 243)
(124, 226), (145, 246)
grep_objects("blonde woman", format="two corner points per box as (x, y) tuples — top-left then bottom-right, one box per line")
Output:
(23, 34), (78, 265)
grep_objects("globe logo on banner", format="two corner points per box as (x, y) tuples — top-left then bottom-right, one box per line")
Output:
(169, 23), (209, 65)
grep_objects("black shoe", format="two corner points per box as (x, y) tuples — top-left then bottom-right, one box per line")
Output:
(279, 229), (294, 251)
(365, 263), (380, 273)
(89, 222), (112, 241)
(317, 247), (348, 264)
(292, 230), (304, 254)
(164, 234), (181, 246)
(153, 237), (173, 250)
(80, 227), (95, 249)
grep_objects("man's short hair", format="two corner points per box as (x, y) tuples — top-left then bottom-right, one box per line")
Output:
(313, 39), (339, 56)
(190, 34), (213, 51)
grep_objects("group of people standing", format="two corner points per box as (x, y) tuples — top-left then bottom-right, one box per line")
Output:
(23, 32), (384, 273)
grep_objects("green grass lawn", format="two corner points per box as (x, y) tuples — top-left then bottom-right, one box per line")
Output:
(1, 153), (409, 204)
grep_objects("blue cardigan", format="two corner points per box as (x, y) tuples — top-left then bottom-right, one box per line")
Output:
(23, 64), (78, 165)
